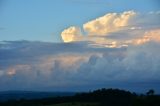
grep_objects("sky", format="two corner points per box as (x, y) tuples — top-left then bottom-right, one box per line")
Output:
(0, 0), (160, 93)
(0, 0), (160, 42)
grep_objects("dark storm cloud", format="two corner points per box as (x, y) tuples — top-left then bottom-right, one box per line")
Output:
(0, 40), (160, 92)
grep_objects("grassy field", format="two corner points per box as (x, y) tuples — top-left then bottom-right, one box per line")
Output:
(46, 102), (99, 106)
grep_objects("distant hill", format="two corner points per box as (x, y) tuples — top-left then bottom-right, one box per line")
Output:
(0, 91), (75, 102)
(0, 88), (160, 106)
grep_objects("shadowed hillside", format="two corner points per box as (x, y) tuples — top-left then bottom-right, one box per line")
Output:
(0, 88), (160, 106)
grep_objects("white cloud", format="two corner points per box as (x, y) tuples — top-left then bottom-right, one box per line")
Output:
(125, 29), (160, 45)
(61, 26), (83, 42)
(144, 29), (160, 42)
(61, 11), (136, 43)
(60, 10), (160, 49)
(83, 11), (136, 36)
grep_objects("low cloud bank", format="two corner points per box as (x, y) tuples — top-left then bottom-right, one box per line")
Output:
(0, 40), (160, 92)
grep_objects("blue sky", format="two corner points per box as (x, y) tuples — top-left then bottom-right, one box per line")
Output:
(0, 0), (160, 42)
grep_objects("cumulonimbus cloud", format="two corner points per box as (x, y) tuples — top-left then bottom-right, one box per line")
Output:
(83, 11), (136, 36)
(61, 26), (83, 42)
(61, 11), (136, 42)
(61, 10), (160, 48)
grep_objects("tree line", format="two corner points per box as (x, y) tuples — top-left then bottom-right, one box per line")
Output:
(0, 88), (160, 106)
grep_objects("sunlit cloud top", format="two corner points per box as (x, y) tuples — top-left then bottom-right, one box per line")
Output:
(61, 10), (160, 48)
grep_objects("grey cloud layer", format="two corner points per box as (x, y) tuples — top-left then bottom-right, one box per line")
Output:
(0, 40), (160, 92)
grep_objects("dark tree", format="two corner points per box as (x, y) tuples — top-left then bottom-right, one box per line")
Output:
(146, 89), (155, 96)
